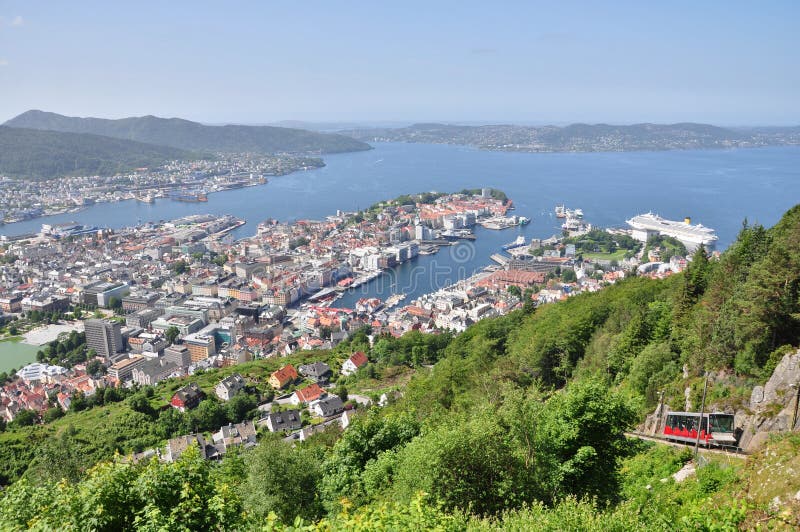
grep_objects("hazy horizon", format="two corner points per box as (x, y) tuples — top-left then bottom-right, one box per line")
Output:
(1, 1), (798, 125)
(4, 110), (799, 131)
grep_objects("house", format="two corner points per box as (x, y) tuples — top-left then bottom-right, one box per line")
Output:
(269, 364), (298, 389)
(310, 395), (345, 417)
(212, 421), (257, 452)
(215, 373), (245, 401)
(341, 351), (369, 376)
(164, 434), (209, 462)
(297, 423), (328, 441)
(131, 358), (179, 386)
(259, 409), (302, 433)
(290, 383), (326, 405)
(171, 383), (204, 412)
(298, 361), (332, 383)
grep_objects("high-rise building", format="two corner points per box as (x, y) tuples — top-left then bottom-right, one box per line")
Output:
(85, 318), (123, 359)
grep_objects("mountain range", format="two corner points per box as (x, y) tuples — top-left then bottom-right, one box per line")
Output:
(5, 110), (371, 154)
(0, 110), (372, 180)
(340, 122), (800, 152)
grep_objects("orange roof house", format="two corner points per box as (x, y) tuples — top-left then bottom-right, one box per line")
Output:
(291, 383), (326, 404)
(269, 364), (298, 389)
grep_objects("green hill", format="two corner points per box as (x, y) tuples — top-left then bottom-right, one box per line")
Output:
(0, 126), (200, 180)
(5, 110), (372, 154)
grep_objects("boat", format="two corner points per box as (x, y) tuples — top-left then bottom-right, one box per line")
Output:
(136, 194), (155, 204)
(555, 204), (566, 218)
(385, 293), (407, 308)
(502, 235), (527, 250)
(170, 191), (208, 203)
(518, 216), (530, 226)
(626, 212), (718, 251)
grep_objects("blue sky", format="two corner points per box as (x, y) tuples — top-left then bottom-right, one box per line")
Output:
(1, 1), (798, 125)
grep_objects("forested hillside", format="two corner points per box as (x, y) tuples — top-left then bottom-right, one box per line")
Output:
(0, 126), (199, 180)
(1, 205), (798, 529)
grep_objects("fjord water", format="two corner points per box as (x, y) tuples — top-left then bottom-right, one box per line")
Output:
(3, 143), (798, 305)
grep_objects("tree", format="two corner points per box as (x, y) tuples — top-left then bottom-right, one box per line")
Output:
(171, 260), (189, 274)
(165, 326), (180, 345)
(69, 391), (88, 413)
(128, 394), (156, 418)
(156, 408), (190, 439)
(321, 412), (420, 509)
(562, 268), (578, 283)
(333, 385), (348, 402)
(533, 378), (636, 504)
(190, 399), (227, 432)
(243, 434), (323, 523)
(389, 414), (528, 516)
(43, 406), (65, 423)
(108, 296), (122, 311)
(8, 409), (37, 428)
(87, 359), (103, 376)
(225, 393), (257, 423)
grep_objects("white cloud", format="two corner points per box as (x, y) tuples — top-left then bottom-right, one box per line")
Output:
(11, 15), (23, 26)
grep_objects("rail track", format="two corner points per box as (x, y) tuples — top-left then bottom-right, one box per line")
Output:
(625, 431), (748, 459)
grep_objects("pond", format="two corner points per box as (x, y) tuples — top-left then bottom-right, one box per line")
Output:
(0, 338), (40, 374)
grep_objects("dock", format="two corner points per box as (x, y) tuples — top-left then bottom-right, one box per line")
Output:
(490, 253), (509, 266)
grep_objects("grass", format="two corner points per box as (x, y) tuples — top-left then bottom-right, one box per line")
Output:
(582, 249), (629, 261)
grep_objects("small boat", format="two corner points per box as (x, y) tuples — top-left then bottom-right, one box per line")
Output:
(555, 204), (566, 218)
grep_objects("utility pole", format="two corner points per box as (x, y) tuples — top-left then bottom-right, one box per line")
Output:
(694, 373), (709, 458)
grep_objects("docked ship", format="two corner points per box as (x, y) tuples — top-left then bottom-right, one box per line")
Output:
(626, 213), (718, 252)
(555, 204), (583, 219)
(502, 235), (527, 251)
(136, 193), (155, 203)
(481, 215), (530, 230)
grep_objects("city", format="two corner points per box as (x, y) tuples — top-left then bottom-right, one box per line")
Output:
(0, 2), (798, 529)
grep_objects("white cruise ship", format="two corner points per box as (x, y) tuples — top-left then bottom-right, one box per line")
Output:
(626, 213), (718, 252)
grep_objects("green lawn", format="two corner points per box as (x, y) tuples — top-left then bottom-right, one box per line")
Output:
(582, 249), (629, 261)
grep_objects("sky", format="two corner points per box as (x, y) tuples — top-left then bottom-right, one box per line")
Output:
(1, 1), (798, 125)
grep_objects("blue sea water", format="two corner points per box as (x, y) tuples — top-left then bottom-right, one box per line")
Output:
(3, 143), (799, 306)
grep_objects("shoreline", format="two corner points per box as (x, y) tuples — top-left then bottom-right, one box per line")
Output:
(0, 162), (323, 232)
